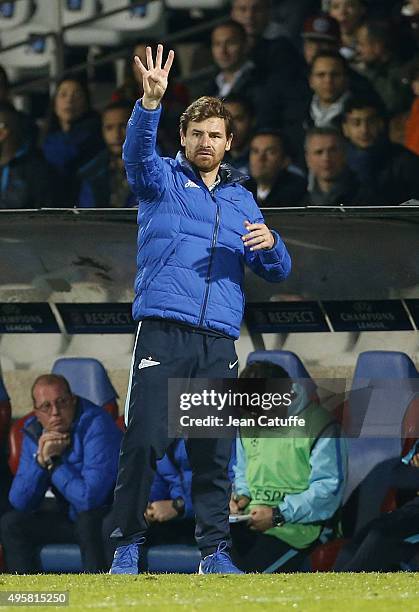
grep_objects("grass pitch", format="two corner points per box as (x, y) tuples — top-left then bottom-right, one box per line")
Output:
(0, 573), (418, 611)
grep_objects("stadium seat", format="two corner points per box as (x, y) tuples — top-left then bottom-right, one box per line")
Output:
(310, 539), (348, 572)
(0, 377), (11, 446)
(166, 0), (229, 7)
(0, 24), (56, 82)
(97, 0), (164, 32)
(52, 357), (119, 418)
(343, 351), (419, 532)
(0, 0), (33, 30)
(8, 413), (32, 475)
(61, 0), (109, 47)
(246, 350), (317, 399)
(61, 0), (98, 28)
(65, 0), (166, 46)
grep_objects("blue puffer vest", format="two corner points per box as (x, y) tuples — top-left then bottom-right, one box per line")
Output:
(123, 101), (291, 339)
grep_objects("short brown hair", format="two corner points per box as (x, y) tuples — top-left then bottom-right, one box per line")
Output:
(180, 96), (234, 137)
(31, 374), (72, 402)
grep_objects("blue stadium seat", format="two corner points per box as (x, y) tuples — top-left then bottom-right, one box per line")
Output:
(52, 357), (119, 418)
(146, 545), (200, 573)
(246, 350), (317, 398)
(166, 0), (228, 7)
(344, 351), (419, 532)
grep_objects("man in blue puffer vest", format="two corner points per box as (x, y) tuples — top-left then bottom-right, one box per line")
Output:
(0, 374), (122, 573)
(109, 45), (291, 575)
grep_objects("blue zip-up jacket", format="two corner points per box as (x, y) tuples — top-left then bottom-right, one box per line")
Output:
(123, 100), (291, 339)
(9, 399), (122, 521)
(233, 385), (348, 524)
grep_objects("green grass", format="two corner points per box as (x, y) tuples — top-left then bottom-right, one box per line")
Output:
(0, 573), (418, 611)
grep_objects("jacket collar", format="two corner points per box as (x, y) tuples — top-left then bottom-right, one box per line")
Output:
(175, 151), (249, 186)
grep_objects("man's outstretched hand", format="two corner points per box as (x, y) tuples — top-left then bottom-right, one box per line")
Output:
(134, 44), (175, 110)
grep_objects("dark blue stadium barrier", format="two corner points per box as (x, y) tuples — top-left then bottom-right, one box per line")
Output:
(38, 544), (201, 574)
(39, 545), (82, 573)
(146, 545), (200, 573)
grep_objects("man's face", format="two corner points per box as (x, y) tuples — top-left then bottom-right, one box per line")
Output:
(211, 25), (247, 72)
(180, 117), (232, 172)
(54, 80), (88, 125)
(249, 134), (289, 184)
(303, 39), (337, 65)
(102, 108), (131, 156)
(33, 382), (77, 434)
(231, 0), (270, 38)
(224, 101), (252, 150)
(356, 26), (381, 64)
(342, 107), (384, 148)
(310, 57), (347, 104)
(329, 0), (364, 35)
(305, 134), (346, 181)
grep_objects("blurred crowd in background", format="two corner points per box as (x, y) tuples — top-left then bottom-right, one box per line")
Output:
(0, 0), (419, 210)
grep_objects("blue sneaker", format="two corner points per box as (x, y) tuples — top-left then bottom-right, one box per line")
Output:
(199, 542), (244, 574)
(109, 543), (140, 574)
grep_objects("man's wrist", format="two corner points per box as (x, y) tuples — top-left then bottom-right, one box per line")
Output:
(36, 452), (47, 469)
(263, 231), (276, 250)
(272, 507), (286, 527)
(172, 497), (185, 517)
(44, 456), (62, 473)
(141, 97), (161, 111)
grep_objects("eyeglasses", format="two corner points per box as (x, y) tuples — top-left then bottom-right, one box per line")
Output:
(34, 396), (73, 414)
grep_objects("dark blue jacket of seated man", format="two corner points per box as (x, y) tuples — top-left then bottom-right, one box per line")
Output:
(1, 373), (122, 574)
(109, 45), (291, 576)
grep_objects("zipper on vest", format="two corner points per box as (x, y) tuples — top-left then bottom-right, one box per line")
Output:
(198, 196), (220, 327)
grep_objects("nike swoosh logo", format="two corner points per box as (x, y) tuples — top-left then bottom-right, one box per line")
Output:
(139, 358), (161, 370)
(229, 359), (239, 370)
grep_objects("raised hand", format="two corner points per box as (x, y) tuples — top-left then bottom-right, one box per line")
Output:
(134, 44), (175, 110)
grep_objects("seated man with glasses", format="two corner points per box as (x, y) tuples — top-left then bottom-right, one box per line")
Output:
(0, 374), (122, 573)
